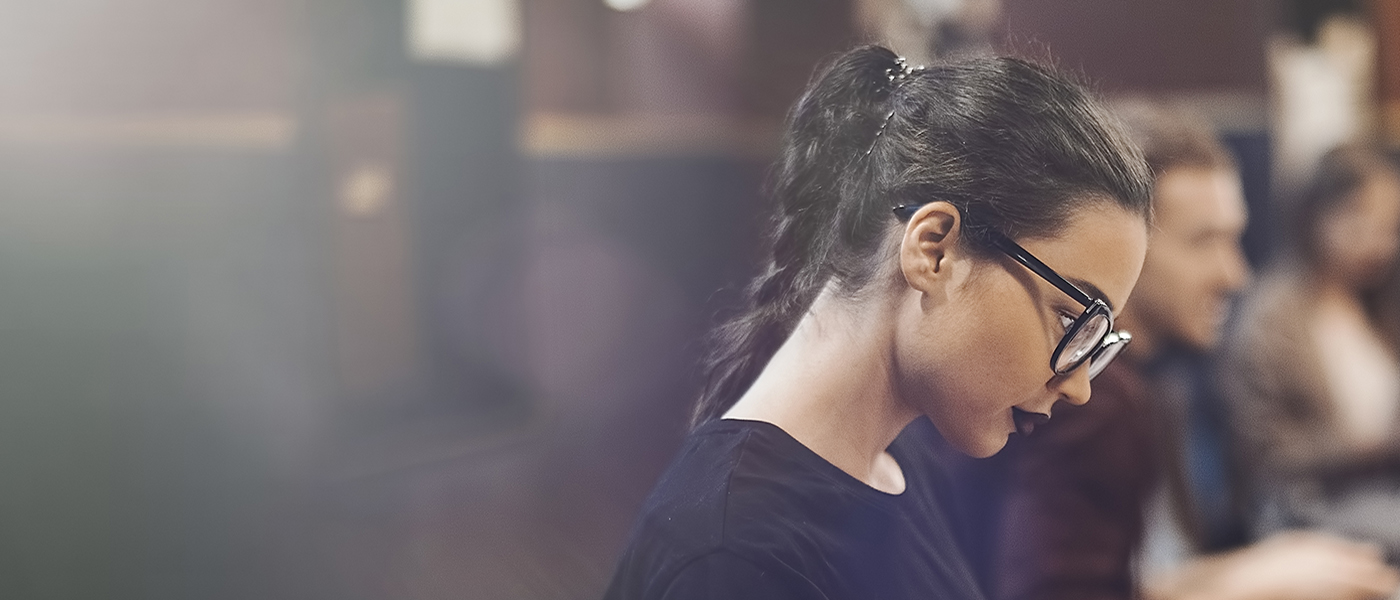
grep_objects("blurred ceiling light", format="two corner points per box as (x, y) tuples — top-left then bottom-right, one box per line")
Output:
(605, 0), (652, 12)
(341, 165), (395, 217)
(408, 0), (520, 65)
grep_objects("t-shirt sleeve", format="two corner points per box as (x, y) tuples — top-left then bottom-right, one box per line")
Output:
(659, 551), (825, 600)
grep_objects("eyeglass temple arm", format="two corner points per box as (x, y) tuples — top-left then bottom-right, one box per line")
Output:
(987, 233), (1096, 308)
(892, 204), (1099, 309)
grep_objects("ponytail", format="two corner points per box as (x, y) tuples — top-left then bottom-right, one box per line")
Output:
(691, 46), (905, 425)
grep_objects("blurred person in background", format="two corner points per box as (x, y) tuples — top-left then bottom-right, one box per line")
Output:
(1222, 144), (1400, 561)
(602, 45), (1153, 600)
(989, 106), (1400, 600)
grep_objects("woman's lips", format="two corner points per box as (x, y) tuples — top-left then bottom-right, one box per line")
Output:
(1011, 407), (1050, 436)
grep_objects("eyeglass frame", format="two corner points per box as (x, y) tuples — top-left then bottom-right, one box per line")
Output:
(892, 203), (1131, 379)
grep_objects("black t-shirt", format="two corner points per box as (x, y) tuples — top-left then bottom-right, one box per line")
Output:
(603, 418), (986, 600)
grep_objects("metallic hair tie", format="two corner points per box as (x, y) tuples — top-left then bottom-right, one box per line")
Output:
(865, 56), (923, 157)
(885, 56), (917, 86)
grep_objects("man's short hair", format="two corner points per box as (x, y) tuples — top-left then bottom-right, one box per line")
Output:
(1110, 100), (1235, 179)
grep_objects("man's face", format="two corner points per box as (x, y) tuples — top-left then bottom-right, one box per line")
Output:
(1128, 167), (1250, 351)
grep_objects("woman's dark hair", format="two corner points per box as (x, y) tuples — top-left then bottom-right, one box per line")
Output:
(692, 45), (1152, 425)
(1294, 144), (1398, 267)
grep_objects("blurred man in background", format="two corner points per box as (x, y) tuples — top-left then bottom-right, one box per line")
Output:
(988, 104), (1400, 600)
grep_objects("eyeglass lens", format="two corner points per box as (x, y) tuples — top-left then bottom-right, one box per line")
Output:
(1087, 337), (1127, 379)
(1055, 312), (1110, 373)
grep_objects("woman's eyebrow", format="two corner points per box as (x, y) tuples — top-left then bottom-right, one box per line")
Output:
(1068, 277), (1114, 313)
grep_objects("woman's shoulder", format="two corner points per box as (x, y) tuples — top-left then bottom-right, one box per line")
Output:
(603, 548), (822, 600)
(607, 419), (877, 598)
(631, 419), (890, 548)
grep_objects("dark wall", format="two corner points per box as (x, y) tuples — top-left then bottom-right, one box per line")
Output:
(998, 0), (1275, 93)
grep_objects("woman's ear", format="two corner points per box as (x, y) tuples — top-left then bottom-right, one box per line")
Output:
(899, 201), (964, 294)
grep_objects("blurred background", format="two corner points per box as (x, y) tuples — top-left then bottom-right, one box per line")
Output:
(2, 1), (1398, 598)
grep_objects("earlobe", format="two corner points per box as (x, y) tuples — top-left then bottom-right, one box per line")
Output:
(899, 202), (963, 292)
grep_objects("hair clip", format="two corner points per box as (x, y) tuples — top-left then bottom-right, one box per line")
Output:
(883, 56), (923, 87)
(885, 56), (912, 85)
(866, 56), (923, 157)
(866, 110), (896, 157)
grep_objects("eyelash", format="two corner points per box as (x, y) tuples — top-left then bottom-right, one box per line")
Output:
(1057, 311), (1076, 333)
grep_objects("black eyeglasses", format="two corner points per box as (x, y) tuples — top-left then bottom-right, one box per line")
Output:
(894, 204), (1130, 379)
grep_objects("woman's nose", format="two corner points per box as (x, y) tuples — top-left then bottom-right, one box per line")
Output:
(1053, 363), (1094, 407)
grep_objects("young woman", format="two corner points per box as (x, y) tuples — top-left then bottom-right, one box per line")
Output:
(603, 45), (1153, 600)
(1223, 145), (1400, 557)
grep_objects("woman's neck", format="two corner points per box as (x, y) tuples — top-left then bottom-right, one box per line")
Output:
(723, 286), (919, 494)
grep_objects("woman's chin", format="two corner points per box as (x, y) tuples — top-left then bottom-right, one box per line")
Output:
(951, 433), (1007, 459)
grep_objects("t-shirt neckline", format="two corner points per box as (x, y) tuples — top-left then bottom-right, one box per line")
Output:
(707, 417), (913, 504)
